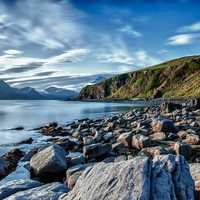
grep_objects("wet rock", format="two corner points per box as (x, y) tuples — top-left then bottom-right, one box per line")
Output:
(4, 182), (67, 200)
(11, 126), (24, 131)
(21, 148), (40, 162)
(112, 143), (126, 154)
(40, 122), (66, 136)
(131, 134), (151, 150)
(60, 157), (151, 200)
(67, 171), (82, 191)
(0, 149), (23, 180)
(150, 132), (166, 141)
(160, 102), (182, 113)
(93, 130), (102, 142)
(139, 146), (169, 158)
(177, 130), (188, 139)
(151, 119), (177, 133)
(188, 98), (200, 109)
(66, 163), (94, 190)
(66, 153), (85, 167)
(174, 142), (192, 160)
(30, 144), (67, 182)
(19, 137), (33, 144)
(72, 131), (80, 138)
(53, 137), (79, 151)
(49, 122), (58, 128)
(66, 163), (94, 178)
(103, 132), (114, 141)
(151, 155), (195, 200)
(83, 143), (112, 160)
(83, 136), (95, 146)
(0, 179), (41, 199)
(183, 134), (200, 145)
(117, 132), (133, 147)
(167, 132), (178, 140)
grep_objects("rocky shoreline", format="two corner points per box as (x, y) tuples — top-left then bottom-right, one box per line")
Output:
(0, 100), (200, 199)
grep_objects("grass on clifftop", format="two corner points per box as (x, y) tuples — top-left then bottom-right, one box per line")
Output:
(80, 55), (200, 99)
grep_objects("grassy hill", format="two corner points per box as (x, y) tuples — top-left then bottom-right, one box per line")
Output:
(79, 55), (200, 100)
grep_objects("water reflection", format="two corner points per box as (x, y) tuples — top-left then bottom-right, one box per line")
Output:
(0, 100), (137, 146)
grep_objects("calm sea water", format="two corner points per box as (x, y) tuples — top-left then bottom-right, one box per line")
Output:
(0, 100), (141, 182)
(0, 100), (138, 147)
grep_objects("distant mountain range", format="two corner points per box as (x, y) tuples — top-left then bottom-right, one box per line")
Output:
(0, 73), (111, 100)
(0, 80), (78, 100)
(80, 55), (200, 100)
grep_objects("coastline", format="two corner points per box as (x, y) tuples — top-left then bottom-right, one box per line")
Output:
(0, 100), (200, 199)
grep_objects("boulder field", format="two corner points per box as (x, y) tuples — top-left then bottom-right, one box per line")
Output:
(0, 102), (200, 199)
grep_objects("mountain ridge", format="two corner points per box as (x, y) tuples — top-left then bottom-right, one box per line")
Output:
(0, 81), (78, 100)
(79, 55), (200, 100)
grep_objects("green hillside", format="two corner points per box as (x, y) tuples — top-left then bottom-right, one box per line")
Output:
(79, 55), (200, 100)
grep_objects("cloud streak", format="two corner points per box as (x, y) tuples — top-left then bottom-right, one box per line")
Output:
(119, 25), (142, 38)
(178, 21), (200, 33)
(0, 0), (85, 51)
(167, 33), (200, 45)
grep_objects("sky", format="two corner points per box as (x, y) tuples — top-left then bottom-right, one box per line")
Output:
(0, 0), (200, 90)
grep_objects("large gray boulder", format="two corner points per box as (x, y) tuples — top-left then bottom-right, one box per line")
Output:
(4, 182), (67, 200)
(30, 145), (67, 182)
(151, 155), (195, 200)
(59, 155), (195, 200)
(0, 179), (41, 199)
(60, 156), (151, 200)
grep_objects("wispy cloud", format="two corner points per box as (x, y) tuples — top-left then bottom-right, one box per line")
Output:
(46, 49), (90, 65)
(134, 50), (161, 67)
(119, 25), (142, 38)
(97, 48), (160, 68)
(0, 0), (85, 50)
(178, 21), (200, 33)
(167, 33), (200, 45)
(97, 51), (135, 65)
(167, 21), (200, 46)
(0, 48), (90, 69)
(4, 49), (23, 55)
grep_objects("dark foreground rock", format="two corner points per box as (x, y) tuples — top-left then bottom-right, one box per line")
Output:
(4, 182), (67, 200)
(59, 155), (195, 200)
(30, 145), (67, 182)
(0, 149), (23, 180)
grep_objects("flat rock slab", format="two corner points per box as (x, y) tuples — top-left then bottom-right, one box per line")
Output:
(60, 156), (151, 200)
(0, 179), (41, 199)
(4, 182), (67, 200)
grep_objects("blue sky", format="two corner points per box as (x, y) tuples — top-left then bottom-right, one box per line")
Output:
(0, 0), (200, 89)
